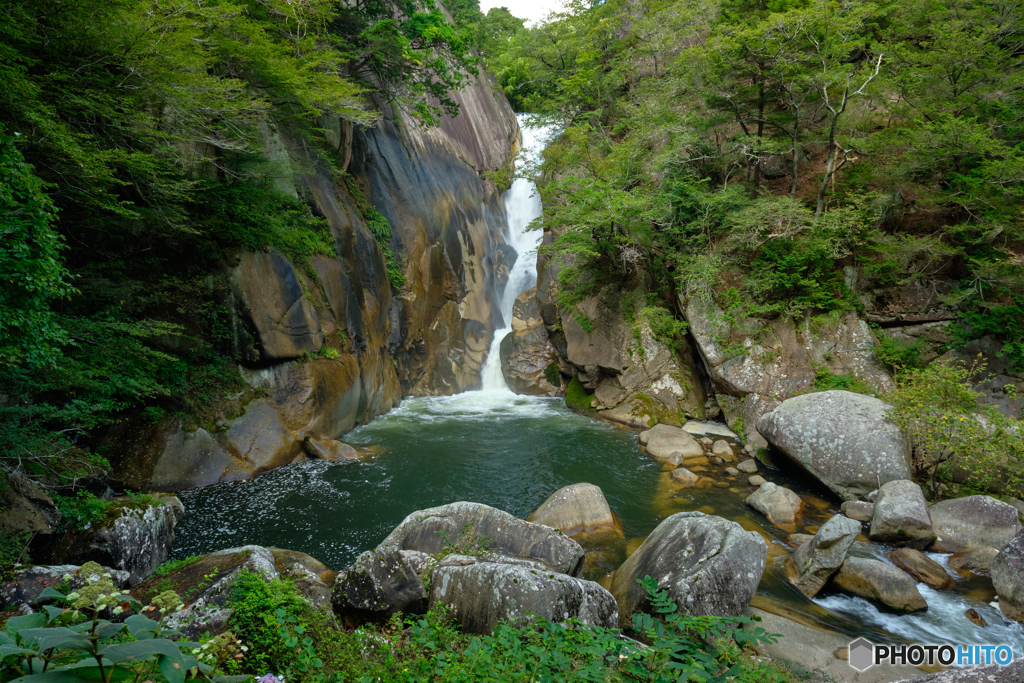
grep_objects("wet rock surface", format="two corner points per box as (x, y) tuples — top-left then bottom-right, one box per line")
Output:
(831, 557), (928, 613)
(888, 548), (954, 590)
(610, 512), (766, 626)
(644, 424), (703, 462)
(756, 391), (911, 500)
(992, 528), (1024, 623)
(500, 289), (563, 397)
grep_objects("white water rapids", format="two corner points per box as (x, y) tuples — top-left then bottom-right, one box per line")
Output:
(480, 116), (554, 392)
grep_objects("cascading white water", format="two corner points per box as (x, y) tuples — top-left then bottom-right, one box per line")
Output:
(479, 116), (553, 392)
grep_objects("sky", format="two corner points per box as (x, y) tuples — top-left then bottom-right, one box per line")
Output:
(479, 0), (569, 26)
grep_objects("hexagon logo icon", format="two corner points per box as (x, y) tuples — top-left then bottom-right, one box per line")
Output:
(849, 638), (874, 671)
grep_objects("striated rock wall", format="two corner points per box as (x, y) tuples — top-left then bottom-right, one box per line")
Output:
(110, 70), (519, 491)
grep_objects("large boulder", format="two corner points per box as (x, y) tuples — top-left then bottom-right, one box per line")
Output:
(889, 548), (954, 591)
(609, 512), (766, 626)
(745, 482), (803, 527)
(379, 502), (585, 576)
(869, 480), (935, 548)
(499, 289), (563, 397)
(32, 495), (184, 586)
(789, 514), (861, 597)
(930, 496), (1022, 553)
(527, 483), (622, 541)
(332, 546), (427, 622)
(643, 424), (703, 462)
(992, 528), (1024, 623)
(756, 391), (911, 500)
(830, 557), (928, 613)
(429, 555), (618, 634)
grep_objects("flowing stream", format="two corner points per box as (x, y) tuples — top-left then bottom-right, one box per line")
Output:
(173, 115), (1024, 658)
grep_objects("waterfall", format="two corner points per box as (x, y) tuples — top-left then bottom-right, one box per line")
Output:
(479, 116), (551, 392)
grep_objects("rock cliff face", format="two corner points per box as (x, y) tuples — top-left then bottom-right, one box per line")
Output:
(111, 70), (519, 491)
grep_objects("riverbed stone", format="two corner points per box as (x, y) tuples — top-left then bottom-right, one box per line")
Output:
(711, 440), (733, 456)
(745, 482), (803, 527)
(644, 424), (703, 462)
(725, 467), (740, 476)
(840, 501), (874, 523)
(949, 548), (999, 573)
(831, 557), (928, 613)
(786, 533), (814, 548)
(748, 475), (766, 486)
(429, 556), (618, 634)
(992, 528), (1024, 623)
(610, 512), (766, 626)
(869, 480), (935, 548)
(756, 391), (911, 501)
(379, 502), (585, 576)
(930, 495), (1022, 553)
(789, 514), (862, 597)
(737, 459), (758, 474)
(671, 468), (700, 486)
(527, 483), (622, 541)
(889, 548), (954, 590)
(332, 546), (427, 622)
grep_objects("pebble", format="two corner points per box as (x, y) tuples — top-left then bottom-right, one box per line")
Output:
(737, 459), (758, 473)
(748, 475), (766, 486)
(725, 467), (740, 476)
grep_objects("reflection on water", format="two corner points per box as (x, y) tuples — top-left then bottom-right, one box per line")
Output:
(173, 393), (1024, 653)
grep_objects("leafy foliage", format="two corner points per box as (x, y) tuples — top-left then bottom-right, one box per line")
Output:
(885, 358), (1024, 495)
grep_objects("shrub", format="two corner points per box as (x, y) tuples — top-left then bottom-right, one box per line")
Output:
(874, 331), (925, 373)
(885, 358), (1024, 495)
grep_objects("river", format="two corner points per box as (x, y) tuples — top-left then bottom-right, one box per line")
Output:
(172, 114), (1024, 658)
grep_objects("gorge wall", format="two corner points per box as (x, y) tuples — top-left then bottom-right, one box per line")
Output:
(110, 72), (520, 492)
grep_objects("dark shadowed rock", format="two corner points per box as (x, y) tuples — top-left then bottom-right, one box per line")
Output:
(268, 547), (334, 582)
(789, 514), (861, 597)
(893, 658), (1024, 681)
(831, 557), (928, 613)
(302, 436), (360, 462)
(379, 502), (585, 576)
(332, 546), (427, 622)
(527, 483), (622, 542)
(993, 528), (1024, 623)
(610, 512), (766, 626)
(889, 548), (954, 590)
(500, 288), (562, 397)
(756, 391), (911, 500)
(429, 555), (618, 634)
(745, 482), (803, 526)
(870, 480), (935, 548)
(231, 249), (323, 360)
(930, 496), (1022, 553)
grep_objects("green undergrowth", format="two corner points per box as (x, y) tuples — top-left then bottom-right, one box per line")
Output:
(153, 555), (202, 576)
(52, 490), (158, 532)
(811, 368), (879, 396)
(565, 374), (595, 412)
(220, 572), (805, 683)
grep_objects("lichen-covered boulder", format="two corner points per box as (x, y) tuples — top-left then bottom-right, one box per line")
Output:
(610, 512), (766, 626)
(889, 548), (954, 591)
(930, 495), (1022, 553)
(331, 546), (427, 622)
(429, 555), (618, 634)
(789, 514), (861, 597)
(840, 501), (874, 523)
(1, 564), (130, 608)
(869, 480), (935, 548)
(756, 391), (911, 500)
(379, 502), (585, 576)
(527, 483), (622, 542)
(745, 482), (803, 527)
(644, 424), (703, 462)
(992, 528), (1024, 623)
(831, 557), (928, 613)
